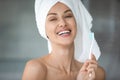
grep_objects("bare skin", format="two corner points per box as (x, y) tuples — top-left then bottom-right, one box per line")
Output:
(22, 54), (105, 80)
(22, 2), (105, 80)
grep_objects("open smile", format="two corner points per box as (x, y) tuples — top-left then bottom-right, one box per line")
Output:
(57, 30), (71, 36)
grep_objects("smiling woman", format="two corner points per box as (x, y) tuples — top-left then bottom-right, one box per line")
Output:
(22, 0), (105, 80)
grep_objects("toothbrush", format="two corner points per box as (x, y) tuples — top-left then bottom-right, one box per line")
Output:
(89, 32), (94, 77)
(89, 32), (94, 59)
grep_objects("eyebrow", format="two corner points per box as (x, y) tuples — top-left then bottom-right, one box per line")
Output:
(64, 9), (72, 13)
(47, 9), (72, 16)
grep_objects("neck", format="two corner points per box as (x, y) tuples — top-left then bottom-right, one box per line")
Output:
(49, 43), (75, 73)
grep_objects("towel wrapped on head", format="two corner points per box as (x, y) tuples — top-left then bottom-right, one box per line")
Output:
(35, 0), (101, 62)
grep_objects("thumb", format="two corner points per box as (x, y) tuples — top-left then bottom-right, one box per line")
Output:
(91, 53), (96, 61)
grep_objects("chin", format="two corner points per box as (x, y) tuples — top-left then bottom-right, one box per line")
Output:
(58, 40), (74, 46)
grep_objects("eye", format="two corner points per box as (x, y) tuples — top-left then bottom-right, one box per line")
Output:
(64, 14), (73, 18)
(49, 17), (57, 21)
(50, 18), (57, 21)
(65, 15), (72, 18)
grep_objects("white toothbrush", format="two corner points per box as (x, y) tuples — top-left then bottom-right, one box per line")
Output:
(89, 32), (94, 77)
(89, 32), (94, 59)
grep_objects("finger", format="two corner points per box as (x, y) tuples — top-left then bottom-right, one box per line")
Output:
(87, 64), (98, 71)
(91, 53), (96, 61)
(88, 68), (96, 80)
(86, 59), (98, 72)
(86, 59), (98, 65)
(80, 62), (89, 72)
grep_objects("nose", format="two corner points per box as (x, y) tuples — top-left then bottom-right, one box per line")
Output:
(58, 18), (67, 27)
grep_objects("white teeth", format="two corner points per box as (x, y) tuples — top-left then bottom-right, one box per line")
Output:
(58, 30), (70, 35)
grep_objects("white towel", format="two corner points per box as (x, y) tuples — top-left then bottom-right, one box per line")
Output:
(35, 0), (101, 62)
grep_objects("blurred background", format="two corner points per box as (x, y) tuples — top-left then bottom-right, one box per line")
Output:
(0, 0), (120, 80)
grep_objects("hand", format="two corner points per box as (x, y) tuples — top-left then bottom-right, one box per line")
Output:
(77, 54), (98, 80)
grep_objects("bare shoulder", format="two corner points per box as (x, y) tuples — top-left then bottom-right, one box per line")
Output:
(22, 58), (47, 80)
(96, 65), (106, 80)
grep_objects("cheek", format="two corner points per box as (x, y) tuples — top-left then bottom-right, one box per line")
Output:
(71, 19), (77, 31)
(71, 20), (77, 37)
(45, 23), (56, 37)
(45, 26), (51, 37)
(45, 23), (51, 37)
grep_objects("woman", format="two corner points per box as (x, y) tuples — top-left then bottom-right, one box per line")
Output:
(22, 0), (105, 80)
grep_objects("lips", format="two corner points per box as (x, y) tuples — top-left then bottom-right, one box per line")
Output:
(57, 30), (71, 36)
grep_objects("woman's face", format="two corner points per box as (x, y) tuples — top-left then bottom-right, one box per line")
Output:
(45, 2), (77, 46)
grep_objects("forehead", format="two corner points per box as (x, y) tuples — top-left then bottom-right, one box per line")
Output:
(48, 2), (71, 13)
